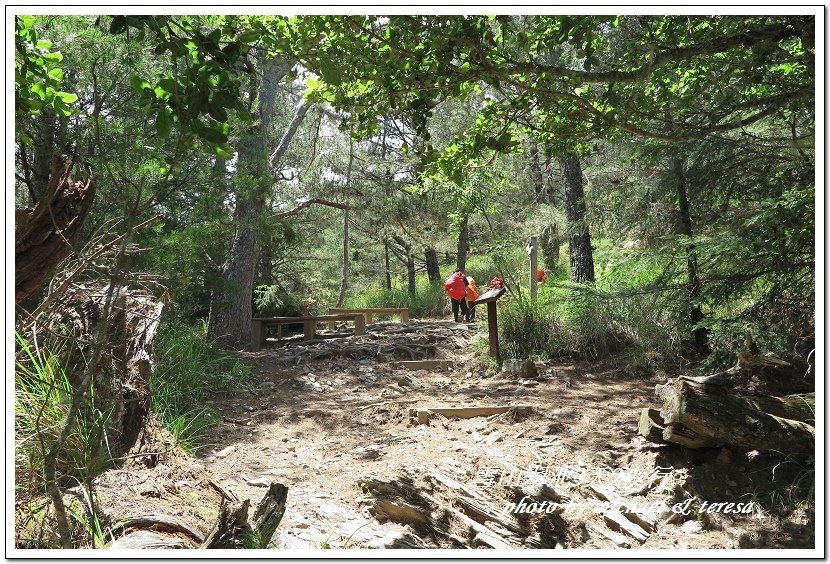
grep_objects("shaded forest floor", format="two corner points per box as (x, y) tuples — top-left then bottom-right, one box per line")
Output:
(98, 319), (814, 551)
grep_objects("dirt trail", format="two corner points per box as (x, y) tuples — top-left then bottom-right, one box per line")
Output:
(191, 319), (812, 550)
(91, 318), (812, 550)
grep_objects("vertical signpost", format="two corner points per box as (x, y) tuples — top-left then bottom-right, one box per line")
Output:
(528, 235), (538, 300)
(472, 286), (507, 359)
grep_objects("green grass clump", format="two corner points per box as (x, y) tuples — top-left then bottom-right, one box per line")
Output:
(151, 321), (251, 452)
(14, 332), (109, 495)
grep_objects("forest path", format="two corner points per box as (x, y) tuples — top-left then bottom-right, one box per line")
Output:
(194, 319), (804, 550)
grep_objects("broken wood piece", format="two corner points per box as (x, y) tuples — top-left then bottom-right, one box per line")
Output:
(392, 359), (454, 371)
(603, 508), (649, 543)
(474, 531), (513, 550)
(411, 405), (531, 425)
(587, 523), (631, 548)
(369, 498), (429, 528)
(586, 483), (657, 533)
(200, 481), (288, 549)
(109, 530), (191, 549)
(428, 471), (487, 501)
(454, 496), (528, 536)
(638, 408), (666, 443)
(444, 505), (517, 548)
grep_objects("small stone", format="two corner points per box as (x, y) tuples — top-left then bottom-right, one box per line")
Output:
(215, 445), (236, 459)
(681, 520), (703, 535)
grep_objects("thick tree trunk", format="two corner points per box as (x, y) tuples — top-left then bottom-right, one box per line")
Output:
(207, 58), (295, 349)
(559, 154), (594, 283)
(673, 156), (709, 354)
(456, 214), (469, 272)
(653, 378), (815, 455)
(336, 209), (350, 307)
(15, 154), (96, 303)
(425, 247), (441, 284)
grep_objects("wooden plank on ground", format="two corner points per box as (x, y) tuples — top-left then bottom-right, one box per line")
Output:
(411, 405), (530, 424)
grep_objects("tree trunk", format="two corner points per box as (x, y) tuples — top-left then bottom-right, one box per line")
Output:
(559, 153), (595, 283)
(527, 138), (549, 203)
(673, 156), (709, 354)
(15, 154), (96, 303)
(385, 241), (392, 290)
(456, 214), (469, 272)
(654, 378), (815, 455)
(207, 58), (293, 349)
(391, 235), (416, 296)
(539, 223), (560, 272)
(336, 209), (350, 307)
(425, 247), (440, 284)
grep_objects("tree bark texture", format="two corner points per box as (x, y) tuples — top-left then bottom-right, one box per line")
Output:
(425, 247), (441, 284)
(207, 58), (294, 349)
(16, 154), (96, 303)
(27, 284), (164, 461)
(653, 378), (815, 455)
(559, 154), (595, 283)
(672, 156), (709, 353)
(456, 214), (469, 272)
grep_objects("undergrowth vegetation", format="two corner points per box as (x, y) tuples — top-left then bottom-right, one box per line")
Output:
(150, 321), (252, 453)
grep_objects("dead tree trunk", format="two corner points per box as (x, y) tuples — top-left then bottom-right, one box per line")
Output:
(653, 378), (814, 455)
(15, 154), (96, 303)
(425, 247), (441, 284)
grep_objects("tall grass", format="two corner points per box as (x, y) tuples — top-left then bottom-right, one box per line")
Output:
(150, 321), (251, 453)
(15, 332), (110, 495)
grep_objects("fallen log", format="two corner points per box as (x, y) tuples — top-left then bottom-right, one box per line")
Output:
(656, 379), (815, 456)
(639, 407), (719, 448)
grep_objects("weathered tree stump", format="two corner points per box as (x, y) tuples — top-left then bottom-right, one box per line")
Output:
(15, 154), (95, 303)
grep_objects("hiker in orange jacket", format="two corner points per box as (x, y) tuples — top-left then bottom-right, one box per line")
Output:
(464, 276), (479, 322)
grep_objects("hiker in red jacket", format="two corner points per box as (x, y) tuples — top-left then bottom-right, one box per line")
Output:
(444, 269), (469, 322)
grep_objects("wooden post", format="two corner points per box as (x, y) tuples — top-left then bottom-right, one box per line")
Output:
(487, 301), (499, 359)
(528, 235), (538, 300)
(400, 309), (410, 324)
(353, 314), (366, 335)
(472, 287), (505, 360)
(251, 320), (263, 352)
(303, 320), (316, 340)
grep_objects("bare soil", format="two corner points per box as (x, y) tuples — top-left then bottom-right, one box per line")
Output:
(97, 319), (815, 551)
